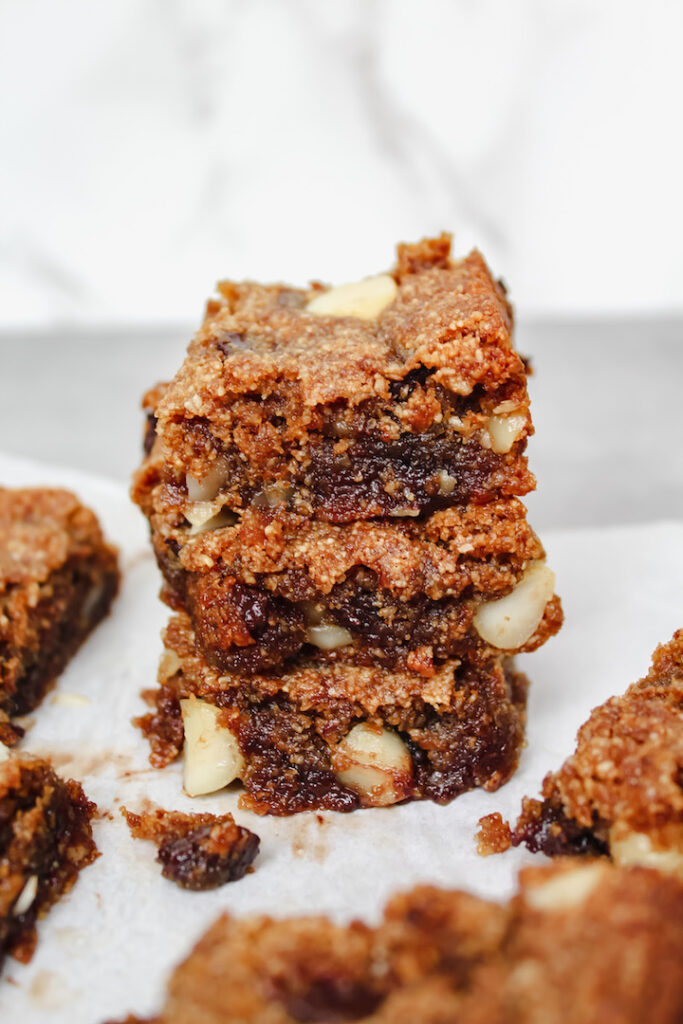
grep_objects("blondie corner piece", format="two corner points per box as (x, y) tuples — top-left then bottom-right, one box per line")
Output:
(110, 861), (683, 1024)
(0, 752), (98, 972)
(136, 611), (528, 815)
(510, 629), (683, 876)
(0, 487), (120, 726)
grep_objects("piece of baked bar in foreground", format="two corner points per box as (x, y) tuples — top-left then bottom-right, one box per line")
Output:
(111, 861), (683, 1024)
(0, 752), (98, 972)
(510, 629), (683, 876)
(137, 611), (528, 814)
(133, 235), (535, 526)
(0, 488), (119, 730)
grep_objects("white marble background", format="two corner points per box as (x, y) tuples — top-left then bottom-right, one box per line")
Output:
(1, 0), (682, 327)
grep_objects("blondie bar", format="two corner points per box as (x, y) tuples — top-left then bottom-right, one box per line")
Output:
(511, 630), (683, 875)
(112, 861), (683, 1023)
(0, 487), (119, 727)
(134, 236), (533, 526)
(136, 611), (528, 814)
(135, 491), (560, 675)
(0, 752), (98, 972)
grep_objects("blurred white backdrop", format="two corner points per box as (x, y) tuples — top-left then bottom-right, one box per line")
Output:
(1, 0), (682, 327)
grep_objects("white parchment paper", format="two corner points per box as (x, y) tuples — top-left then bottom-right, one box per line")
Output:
(0, 452), (681, 1023)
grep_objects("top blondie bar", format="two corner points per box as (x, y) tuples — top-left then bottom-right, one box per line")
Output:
(143, 235), (534, 523)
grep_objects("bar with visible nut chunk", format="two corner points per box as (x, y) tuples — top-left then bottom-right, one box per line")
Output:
(134, 485), (561, 675)
(0, 487), (119, 729)
(133, 235), (535, 528)
(510, 629), (683, 876)
(110, 861), (683, 1024)
(136, 611), (528, 814)
(132, 236), (562, 814)
(0, 751), (98, 973)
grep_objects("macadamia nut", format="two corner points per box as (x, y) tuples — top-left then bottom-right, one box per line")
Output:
(306, 275), (398, 320)
(473, 561), (555, 650)
(332, 723), (412, 806)
(180, 697), (245, 797)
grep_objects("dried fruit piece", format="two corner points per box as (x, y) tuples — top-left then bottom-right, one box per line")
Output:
(122, 806), (259, 890)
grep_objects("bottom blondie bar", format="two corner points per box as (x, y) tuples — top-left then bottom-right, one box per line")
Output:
(113, 861), (683, 1024)
(137, 612), (528, 814)
(0, 752), (98, 971)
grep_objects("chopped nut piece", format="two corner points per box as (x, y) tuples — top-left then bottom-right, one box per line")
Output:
(437, 470), (457, 495)
(609, 826), (683, 882)
(12, 875), (38, 917)
(305, 624), (353, 651)
(186, 463), (229, 503)
(486, 412), (527, 454)
(180, 697), (245, 797)
(186, 507), (238, 534)
(306, 274), (398, 320)
(332, 723), (412, 806)
(51, 692), (90, 708)
(473, 561), (555, 650)
(524, 862), (607, 911)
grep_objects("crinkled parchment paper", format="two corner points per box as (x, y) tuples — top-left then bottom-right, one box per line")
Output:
(0, 452), (681, 1023)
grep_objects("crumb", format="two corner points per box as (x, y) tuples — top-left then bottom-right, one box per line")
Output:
(476, 812), (512, 856)
(122, 805), (259, 890)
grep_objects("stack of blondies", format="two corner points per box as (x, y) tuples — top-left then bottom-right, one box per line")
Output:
(132, 235), (562, 814)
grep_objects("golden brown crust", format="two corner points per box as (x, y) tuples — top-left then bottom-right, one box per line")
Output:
(511, 630), (683, 863)
(114, 863), (683, 1024)
(158, 241), (521, 445)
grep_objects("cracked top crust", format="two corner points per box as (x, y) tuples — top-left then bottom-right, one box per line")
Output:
(152, 236), (528, 471)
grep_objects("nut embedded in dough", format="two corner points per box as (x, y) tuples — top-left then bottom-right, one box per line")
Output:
(473, 560), (555, 650)
(485, 412), (527, 454)
(180, 697), (245, 797)
(524, 862), (607, 911)
(306, 274), (398, 320)
(331, 722), (412, 806)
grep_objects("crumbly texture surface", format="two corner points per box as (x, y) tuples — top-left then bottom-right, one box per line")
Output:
(137, 612), (528, 815)
(135, 492), (560, 674)
(511, 630), (683, 864)
(0, 487), (120, 719)
(111, 862), (683, 1024)
(122, 805), (259, 889)
(133, 236), (535, 524)
(0, 753), (98, 971)
(476, 812), (513, 856)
